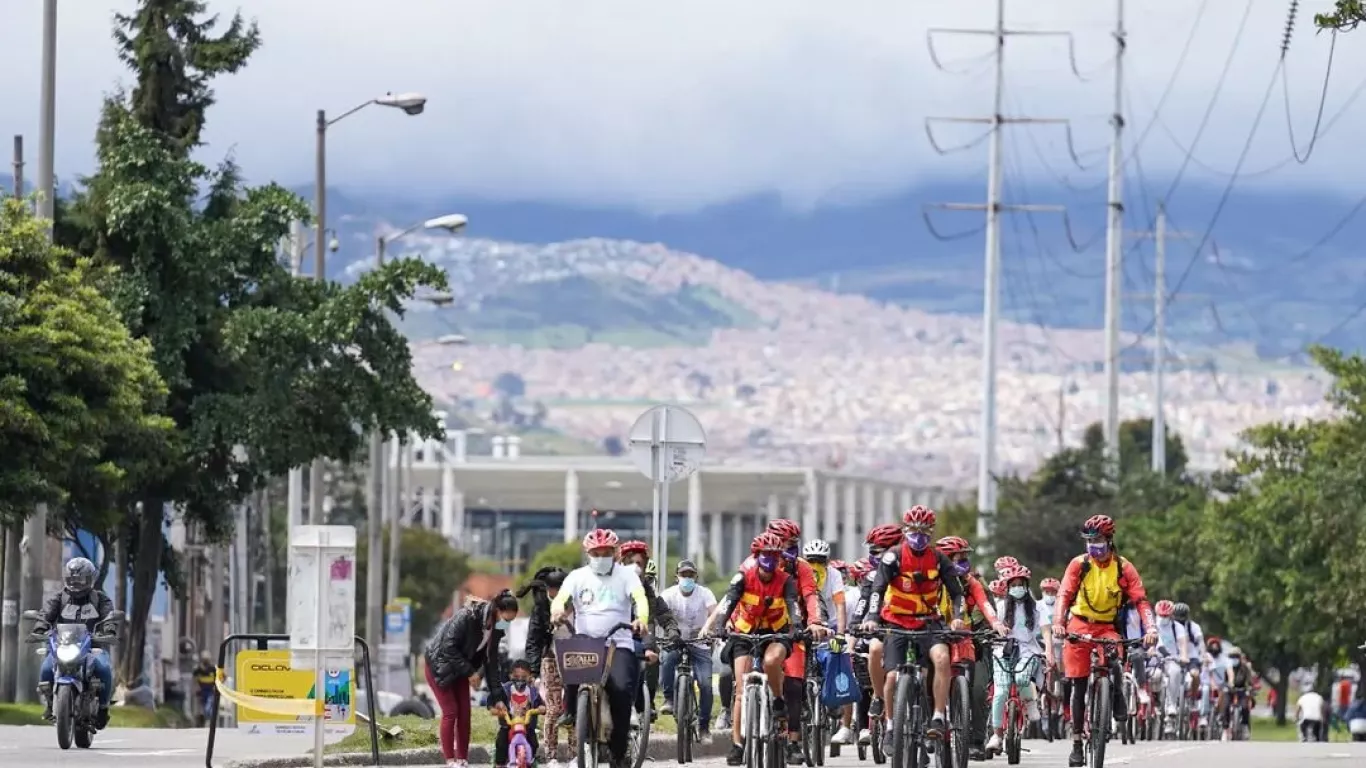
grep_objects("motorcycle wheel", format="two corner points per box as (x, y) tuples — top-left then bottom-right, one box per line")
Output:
(75, 726), (94, 749)
(54, 687), (75, 750)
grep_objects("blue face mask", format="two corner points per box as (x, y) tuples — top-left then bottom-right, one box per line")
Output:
(906, 532), (931, 551)
(1086, 541), (1110, 559)
(679, 577), (697, 591)
(953, 559), (971, 576)
(495, 619), (510, 631)
(1231, 658), (1241, 668)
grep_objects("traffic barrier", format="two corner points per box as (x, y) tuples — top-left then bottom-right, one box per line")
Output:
(205, 634), (380, 768)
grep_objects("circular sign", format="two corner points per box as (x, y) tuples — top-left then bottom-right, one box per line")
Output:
(627, 405), (708, 484)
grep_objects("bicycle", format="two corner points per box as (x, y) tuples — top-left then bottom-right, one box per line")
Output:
(985, 638), (1046, 766)
(1225, 686), (1251, 742)
(799, 635), (839, 767)
(631, 650), (654, 768)
(665, 638), (711, 763)
(1117, 647), (1146, 745)
(1042, 664), (1067, 741)
(553, 621), (637, 768)
(948, 628), (996, 768)
(1065, 634), (1144, 768)
(722, 630), (803, 768)
(850, 641), (886, 764)
(862, 626), (972, 768)
(500, 706), (545, 768)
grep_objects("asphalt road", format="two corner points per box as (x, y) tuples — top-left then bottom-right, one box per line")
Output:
(1, 725), (1362, 768)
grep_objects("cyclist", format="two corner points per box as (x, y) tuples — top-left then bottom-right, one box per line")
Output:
(988, 578), (1006, 599)
(1039, 577), (1064, 716)
(659, 559), (717, 742)
(699, 532), (804, 766)
(619, 542), (680, 726)
(936, 536), (1006, 759)
(803, 539), (855, 745)
(1154, 600), (1203, 736)
(851, 523), (904, 744)
(1202, 635), (1228, 730)
(993, 556), (1019, 577)
(1052, 514), (1157, 768)
(764, 519), (831, 764)
(33, 557), (116, 728)
(1221, 648), (1254, 740)
(985, 564), (1049, 755)
(859, 505), (966, 742)
(549, 529), (649, 768)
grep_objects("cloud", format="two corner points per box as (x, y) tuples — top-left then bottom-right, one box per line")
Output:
(0, 0), (1361, 212)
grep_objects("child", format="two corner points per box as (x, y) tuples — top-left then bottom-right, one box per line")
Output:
(494, 660), (544, 768)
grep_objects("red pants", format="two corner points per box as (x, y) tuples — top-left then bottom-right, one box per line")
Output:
(1062, 616), (1120, 679)
(425, 665), (472, 760)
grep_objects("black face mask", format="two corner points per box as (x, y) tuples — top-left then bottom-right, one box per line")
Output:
(1208, 646), (1222, 656)
(512, 680), (529, 690)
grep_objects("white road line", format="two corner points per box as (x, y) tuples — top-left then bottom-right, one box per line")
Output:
(94, 748), (197, 757)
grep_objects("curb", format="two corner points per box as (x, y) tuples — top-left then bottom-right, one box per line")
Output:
(225, 734), (733, 768)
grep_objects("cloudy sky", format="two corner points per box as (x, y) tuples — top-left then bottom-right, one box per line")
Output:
(0, 0), (1360, 212)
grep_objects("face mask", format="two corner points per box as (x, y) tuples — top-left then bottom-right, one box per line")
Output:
(589, 556), (614, 575)
(906, 532), (930, 551)
(629, 563), (642, 577)
(1042, 595), (1056, 606)
(1208, 646), (1222, 657)
(953, 559), (971, 576)
(1086, 541), (1110, 559)
(495, 619), (510, 631)
(756, 553), (778, 572)
(1008, 586), (1028, 599)
(783, 545), (799, 562)
(1231, 659), (1241, 667)
(512, 680), (529, 690)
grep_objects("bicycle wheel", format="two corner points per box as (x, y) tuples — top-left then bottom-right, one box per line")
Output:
(745, 684), (764, 768)
(890, 673), (914, 768)
(576, 689), (596, 768)
(856, 697), (868, 761)
(676, 673), (695, 763)
(871, 708), (887, 765)
(1004, 698), (1022, 766)
(804, 680), (825, 767)
(1088, 678), (1111, 768)
(949, 674), (970, 768)
(631, 677), (652, 768)
(1121, 680), (1136, 744)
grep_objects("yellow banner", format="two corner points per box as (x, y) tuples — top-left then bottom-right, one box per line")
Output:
(232, 650), (356, 732)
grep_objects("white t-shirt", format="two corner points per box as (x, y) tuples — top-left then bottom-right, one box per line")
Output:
(992, 598), (1044, 659)
(1156, 618), (1203, 659)
(661, 583), (717, 640)
(1298, 691), (1326, 722)
(558, 564), (644, 649)
(811, 564), (846, 627)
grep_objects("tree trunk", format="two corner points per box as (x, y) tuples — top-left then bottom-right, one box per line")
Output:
(1271, 651), (1293, 726)
(114, 525), (128, 614)
(121, 500), (165, 684)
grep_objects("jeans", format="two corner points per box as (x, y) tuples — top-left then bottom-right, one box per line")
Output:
(989, 656), (1038, 729)
(661, 645), (715, 726)
(41, 652), (113, 708)
(424, 666), (472, 760)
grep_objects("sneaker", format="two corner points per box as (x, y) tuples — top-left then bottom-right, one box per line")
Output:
(773, 698), (788, 720)
(985, 734), (1002, 753)
(1026, 700), (1041, 723)
(660, 700), (674, 716)
(699, 727), (713, 745)
(1067, 741), (1084, 767)
(95, 707), (110, 730)
(926, 716), (945, 740)
(726, 743), (744, 766)
(868, 698), (884, 719)
(718, 711), (733, 731)
(858, 729), (872, 745)
(831, 726), (854, 744)
(785, 741), (803, 765)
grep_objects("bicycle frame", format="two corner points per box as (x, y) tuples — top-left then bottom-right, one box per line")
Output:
(503, 709), (542, 768)
(1067, 633), (1142, 767)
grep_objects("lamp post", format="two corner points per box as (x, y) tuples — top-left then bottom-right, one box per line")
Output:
(364, 214), (465, 655)
(311, 91), (428, 526)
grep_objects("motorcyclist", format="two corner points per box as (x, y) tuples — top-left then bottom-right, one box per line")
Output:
(193, 652), (217, 727)
(33, 557), (116, 728)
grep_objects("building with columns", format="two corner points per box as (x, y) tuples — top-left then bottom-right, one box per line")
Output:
(396, 428), (967, 571)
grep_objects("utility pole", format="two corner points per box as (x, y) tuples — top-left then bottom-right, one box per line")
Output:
(1102, 0), (1128, 473)
(926, 0), (1071, 555)
(365, 238), (387, 654)
(1126, 201), (1195, 474)
(287, 220), (306, 531)
(385, 440), (407, 602)
(2, 135), (24, 703)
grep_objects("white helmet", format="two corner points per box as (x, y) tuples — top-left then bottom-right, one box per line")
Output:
(802, 539), (832, 559)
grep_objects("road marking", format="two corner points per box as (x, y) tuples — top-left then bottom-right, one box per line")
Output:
(95, 749), (197, 757)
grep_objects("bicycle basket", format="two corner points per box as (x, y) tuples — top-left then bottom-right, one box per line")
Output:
(554, 635), (610, 686)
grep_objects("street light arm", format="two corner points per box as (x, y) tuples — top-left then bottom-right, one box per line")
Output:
(325, 100), (378, 128)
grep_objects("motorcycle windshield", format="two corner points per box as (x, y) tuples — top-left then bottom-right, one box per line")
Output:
(56, 624), (89, 646)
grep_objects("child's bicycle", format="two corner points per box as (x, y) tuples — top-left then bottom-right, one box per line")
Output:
(985, 638), (1046, 766)
(502, 707), (545, 768)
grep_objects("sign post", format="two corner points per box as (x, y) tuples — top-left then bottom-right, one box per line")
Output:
(627, 406), (707, 577)
(288, 525), (356, 768)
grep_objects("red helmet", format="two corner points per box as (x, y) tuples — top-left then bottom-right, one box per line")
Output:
(619, 540), (649, 558)
(1082, 514), (1116, 538)
(988, 579), (1007, 597)
(1155, 600), (1175, 617)
(751, 531), (784, 554)
(829, 559), (848, 575)
(993, 556), (1019, 573)
(1001, 564), (1032, 582)
(848, 559), (873, 582)
(935, 536), (972, 555)
(902, 505), (936, 528)
(582, 528), (619, 551)
(1040, 577), (1061, 592)
(866, 524), (903, 549)
(767, 518), (801, 541)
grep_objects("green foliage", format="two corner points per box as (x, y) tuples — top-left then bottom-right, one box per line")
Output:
(1317, 1), (1365, 30)
(357, 526), (471, 651)
(0, 198), (172, 527)
(521, 541), (584, 582)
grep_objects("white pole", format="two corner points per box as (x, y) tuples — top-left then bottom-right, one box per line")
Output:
(1102, 0), (1128, 473)
(1152, 202), (1167, 474)
(975, 0), (1006, 550)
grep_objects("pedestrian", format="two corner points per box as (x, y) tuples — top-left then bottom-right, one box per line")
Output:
(518, 567), (574, 767)
(424, 590), (521, 768)
(1296, 686), (1326, 743)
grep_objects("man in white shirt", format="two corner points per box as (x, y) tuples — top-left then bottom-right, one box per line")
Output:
(1154, 601), (1204, 734)
(658, 559), (718, 740)
(550, 529), (648, 768)
(1297, 688), (1327, 742)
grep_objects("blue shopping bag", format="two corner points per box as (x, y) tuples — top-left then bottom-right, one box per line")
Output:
(820, 648), (860, 707)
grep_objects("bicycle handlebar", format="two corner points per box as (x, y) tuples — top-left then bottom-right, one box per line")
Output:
(1066, 633), (1145, 647)
(853, 627), (975, 641)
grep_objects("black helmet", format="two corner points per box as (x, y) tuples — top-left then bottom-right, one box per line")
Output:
(63, 557), (96, 597)
(1171, 602), (1190, 622)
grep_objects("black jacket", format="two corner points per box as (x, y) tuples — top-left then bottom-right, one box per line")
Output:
(643, 580), (680, 649)
(524, 591), (553, 670)
(424, 600), (506, 704)
(35, 589), (114, 634)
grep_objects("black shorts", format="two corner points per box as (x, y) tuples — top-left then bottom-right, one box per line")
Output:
(722, 635), (793, 665)
(881, 622), (948, 672)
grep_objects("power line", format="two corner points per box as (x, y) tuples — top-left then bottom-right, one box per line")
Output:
(1281, 27), (1337, 163)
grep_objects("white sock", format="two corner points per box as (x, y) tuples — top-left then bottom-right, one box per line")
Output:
(936, 709), (946, 720)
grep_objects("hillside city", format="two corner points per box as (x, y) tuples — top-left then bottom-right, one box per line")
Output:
(409, 236), (1334, 486)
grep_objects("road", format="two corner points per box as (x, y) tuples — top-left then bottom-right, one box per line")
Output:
(0, 726), (1361, 768)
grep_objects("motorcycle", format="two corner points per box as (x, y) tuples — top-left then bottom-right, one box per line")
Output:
(23, 608), (125, 750)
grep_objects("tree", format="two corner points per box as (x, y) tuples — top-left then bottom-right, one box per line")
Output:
(493, 372), (526, 399)
(0, 198), (172, 527)
(1317, 1), (1365, 30)
(1081, 417), (1188, 480)
(357, 526), (470, 652)
(522, 541), (584, 583)
(65, 0), (448, 682)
